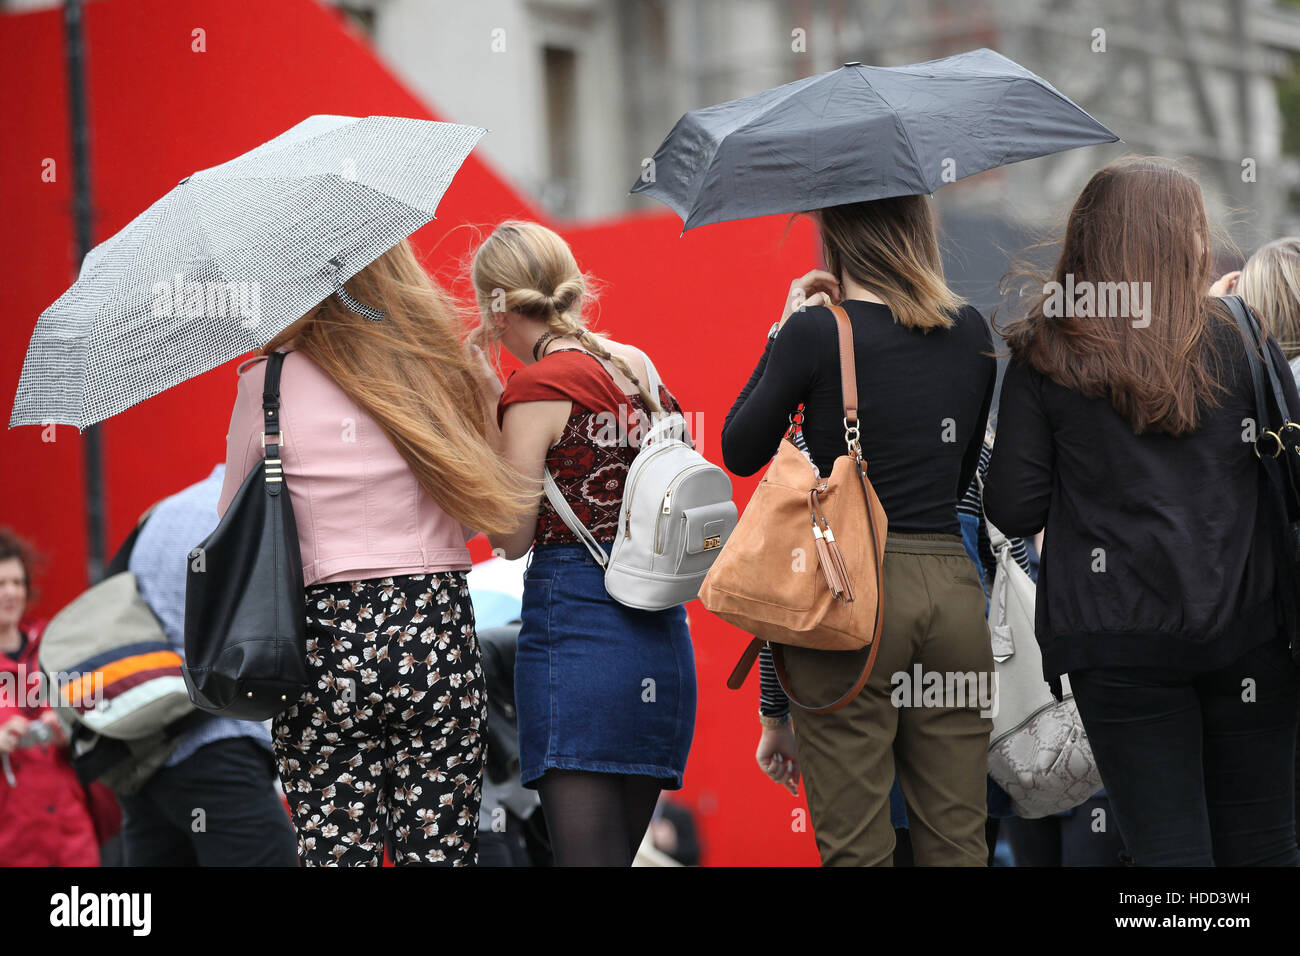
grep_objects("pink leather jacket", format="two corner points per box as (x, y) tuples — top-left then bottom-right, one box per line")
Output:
(218, 351), (474, 586)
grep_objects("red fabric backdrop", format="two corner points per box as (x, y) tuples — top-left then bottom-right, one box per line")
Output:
(0, 0), (822, 865)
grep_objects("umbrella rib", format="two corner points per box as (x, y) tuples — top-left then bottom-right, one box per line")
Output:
(77, 182), (430, 427)
(867, 84), (929, 190)
(687, 71), (835, 222)
(186, 173), (432, 276)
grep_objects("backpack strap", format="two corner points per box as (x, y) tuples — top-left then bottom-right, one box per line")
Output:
(542, 470), (610, 569)
(633, 345), (664, 401)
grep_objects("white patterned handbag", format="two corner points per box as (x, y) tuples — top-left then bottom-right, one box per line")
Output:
(982, 504), (1104, 819)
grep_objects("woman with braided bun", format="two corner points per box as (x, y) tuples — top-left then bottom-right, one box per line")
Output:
(466, 220), (697, 866)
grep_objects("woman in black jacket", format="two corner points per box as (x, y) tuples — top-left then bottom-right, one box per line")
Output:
(722, 196), (996, 866)
(985, 157), (1300, 866)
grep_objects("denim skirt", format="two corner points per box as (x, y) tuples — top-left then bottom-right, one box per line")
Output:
(516, 543), (697, 790)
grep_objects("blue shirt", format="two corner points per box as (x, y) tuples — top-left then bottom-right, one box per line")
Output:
(128, 464), (273, 765)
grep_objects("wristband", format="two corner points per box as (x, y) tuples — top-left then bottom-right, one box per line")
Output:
(758, 711), (791, 728)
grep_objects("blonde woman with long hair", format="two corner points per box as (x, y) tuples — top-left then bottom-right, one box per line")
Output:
(467, 220), (696, 867)
(218, 239), (532, 866)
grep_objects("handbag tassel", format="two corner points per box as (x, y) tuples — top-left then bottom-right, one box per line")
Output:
(809, 491), (854, 603)
(809, 493), (847, 599)
(823, 526), (855, 603)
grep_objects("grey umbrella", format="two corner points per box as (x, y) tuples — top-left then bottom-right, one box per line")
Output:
(630, 48), (1118, 231)
(10, 114), (485, 430)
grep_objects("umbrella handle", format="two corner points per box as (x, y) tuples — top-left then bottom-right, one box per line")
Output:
(328, 258), (386, 322)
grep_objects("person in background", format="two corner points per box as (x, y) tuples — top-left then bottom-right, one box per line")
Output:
(1213, 237), (1300, 382)
(729, 195), (996, 867)
(986, 158), (1300, 866)
(0, 529), (101, 866)
(222, 238), (533, 866)
(121, 465), (297, 866)
(476, 622), (549, 867)
(1213, 235), (1300, 850)
(469, 220), (696, 867)
(649, 795), (701, 866)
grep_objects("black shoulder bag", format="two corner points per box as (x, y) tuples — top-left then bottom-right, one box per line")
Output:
(1223, 295), (1300, 662)
(183, 351), (309, 718)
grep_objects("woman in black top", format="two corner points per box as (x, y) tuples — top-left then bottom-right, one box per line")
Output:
(722, 195), (996, 866)
(985, 157), (1300, 866)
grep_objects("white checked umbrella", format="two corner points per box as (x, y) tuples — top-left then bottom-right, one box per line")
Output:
(10, 114), (485, 430)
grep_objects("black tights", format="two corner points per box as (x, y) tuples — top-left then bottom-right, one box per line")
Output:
(536, 770), (662, 866)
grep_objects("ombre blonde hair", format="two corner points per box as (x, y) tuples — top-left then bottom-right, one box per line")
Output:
(469, 220), (663, 414)
(263, 239), (535, 537)
(1238, 237), (1300, 360)
(816, 196), (966, 331)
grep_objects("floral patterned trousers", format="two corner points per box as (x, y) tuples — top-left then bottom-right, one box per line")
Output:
(274, 571), (486, 866)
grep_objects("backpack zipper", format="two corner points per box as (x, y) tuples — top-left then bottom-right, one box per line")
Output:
(623, 445), (677, 538)
(654, 463), (712, 554)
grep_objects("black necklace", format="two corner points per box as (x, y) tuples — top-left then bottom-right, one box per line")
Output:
(532, 331), (558, 362)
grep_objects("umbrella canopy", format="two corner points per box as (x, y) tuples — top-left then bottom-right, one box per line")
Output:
(630, 47), (1118, 231)
(11, 114), (485, 430)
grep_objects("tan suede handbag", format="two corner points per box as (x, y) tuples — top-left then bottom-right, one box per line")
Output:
(698, 305), (888, 713)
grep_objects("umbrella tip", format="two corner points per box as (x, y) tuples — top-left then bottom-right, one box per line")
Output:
(843, 61), (862, 67)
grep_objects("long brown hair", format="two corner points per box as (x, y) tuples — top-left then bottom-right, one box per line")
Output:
(1001, 157), (1231, 436)
(816, 195), (965, 331)
(263, 240), (534, 537)
(469, 220), (663, 414)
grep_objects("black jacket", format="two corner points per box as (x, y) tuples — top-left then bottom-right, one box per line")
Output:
(984, 312), (1297, 679)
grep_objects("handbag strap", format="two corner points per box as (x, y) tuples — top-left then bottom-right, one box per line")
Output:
(732, 305), (886, 715)
(261, 351), (287, 498)
(974, 469), (1012, 553)
(1228, 296), (1297, 425)
(1222, 297), (1300, 506)
(827, 305), (861, 455)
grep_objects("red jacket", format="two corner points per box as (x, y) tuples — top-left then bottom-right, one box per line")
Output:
(0, 621), (101, 867)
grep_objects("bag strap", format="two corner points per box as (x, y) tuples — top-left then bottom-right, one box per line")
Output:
(827, 305), (861, 455)
(632, 345), (664, 404)
(631, 346), (694, 449)
(542, 470), (610, 568)
(1229, 296), (1297, 425)
(262, 351), (287, 499)
(727, 305), (885, 714)
(1222, 297), (1300, 508)
(974, 469), (1012, 553)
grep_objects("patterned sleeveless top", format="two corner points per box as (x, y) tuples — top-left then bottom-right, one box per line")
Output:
(496, 348), (682, 547)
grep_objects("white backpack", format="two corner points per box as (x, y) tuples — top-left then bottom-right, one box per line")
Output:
(543, 348), (737, 611)
(979, 492), (1104, 818)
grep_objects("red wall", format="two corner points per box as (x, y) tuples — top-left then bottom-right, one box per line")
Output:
(0, 0), (821, 865)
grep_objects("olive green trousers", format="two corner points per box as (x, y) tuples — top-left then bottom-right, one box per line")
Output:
(784, 532), (994, 867)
